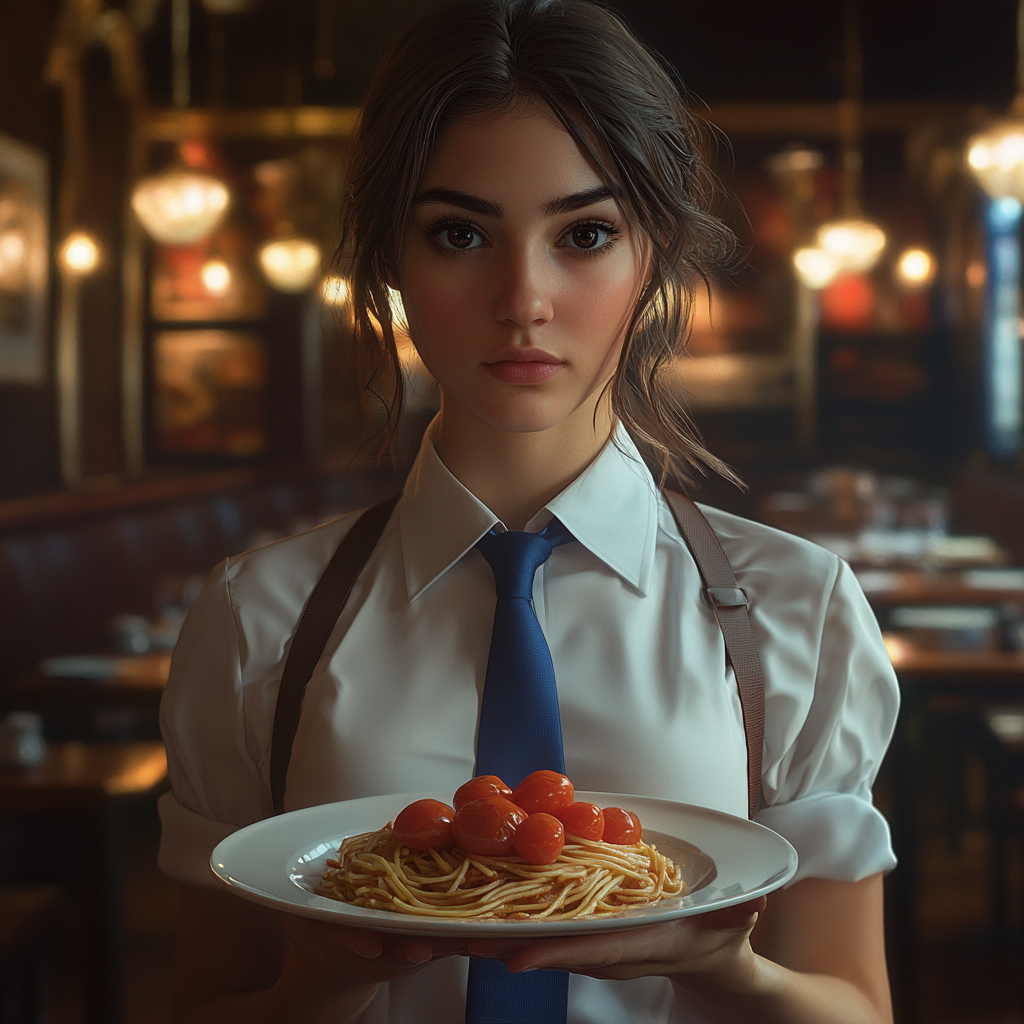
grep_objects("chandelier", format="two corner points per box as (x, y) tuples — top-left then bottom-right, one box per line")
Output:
(131, 168), (230, 246)
(793, 2), (886, 289)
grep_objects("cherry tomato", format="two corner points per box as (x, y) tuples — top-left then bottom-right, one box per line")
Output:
(392, 799), (456, 851)
(453, 775), (513, 811)
(452, 796), (527, 856)
(555, 801), (605, 842)
(514, 813), (565, 865)
(602, 807), (642, 845)
(511, 770), (574, 815)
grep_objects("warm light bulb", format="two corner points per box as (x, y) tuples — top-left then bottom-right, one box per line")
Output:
(131, 170), (230, 245)
(59, 231), (101, 275)
(895, 248), (935, 287)
(0, 229), (26, 285)
(321, 276), (349, 304)
(201, 259), (231, 294)
(967, 121), (1024, 200)
(816, 219), (887, 274)
(257, 237), (322, 292)
(793, 246), (840, 289)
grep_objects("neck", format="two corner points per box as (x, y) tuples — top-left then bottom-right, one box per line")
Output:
(433, 396), (616, 531)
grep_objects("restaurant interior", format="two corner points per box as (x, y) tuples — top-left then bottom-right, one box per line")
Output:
(1, 0), (1023, 1021)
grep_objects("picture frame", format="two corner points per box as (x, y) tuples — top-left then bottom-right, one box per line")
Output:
(0, 131), (49, 384)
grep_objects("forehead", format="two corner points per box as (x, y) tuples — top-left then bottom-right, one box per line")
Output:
(419, 104), (609, 205)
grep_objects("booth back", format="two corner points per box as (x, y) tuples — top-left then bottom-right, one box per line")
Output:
(0, 470), (399, 689)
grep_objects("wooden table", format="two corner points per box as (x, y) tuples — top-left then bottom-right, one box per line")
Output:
(0, 742), (167, 1024)
(858, 569), (1024, 611)
(881, 642), (1024, 1023)
(5, 653), (171, 741)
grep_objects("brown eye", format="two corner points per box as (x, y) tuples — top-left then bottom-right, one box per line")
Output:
(570, 225), (600, 249)
(445, 226), (476, 249)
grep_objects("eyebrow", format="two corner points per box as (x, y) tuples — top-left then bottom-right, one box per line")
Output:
(413, 185), (617, 219)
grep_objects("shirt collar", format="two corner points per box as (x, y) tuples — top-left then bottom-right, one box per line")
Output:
(398, 418), (660, 601)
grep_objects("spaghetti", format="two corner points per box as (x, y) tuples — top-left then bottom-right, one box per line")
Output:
(316, 824), (684, 920)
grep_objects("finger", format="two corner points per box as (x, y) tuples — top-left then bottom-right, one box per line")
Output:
(502, 928), (675, 973)
(698, 896), (767, 932)
(346, 928), (384, 959)
(403, 938), (433, 964)
(466, 938), (535, 959)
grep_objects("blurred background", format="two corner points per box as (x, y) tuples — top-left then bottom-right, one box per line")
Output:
(1, 1), (1023, 1021)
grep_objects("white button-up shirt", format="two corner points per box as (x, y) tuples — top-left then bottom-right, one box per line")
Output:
(159, 421), (898, 1023)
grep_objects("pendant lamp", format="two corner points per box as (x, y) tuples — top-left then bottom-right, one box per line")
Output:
(131, 168), (230, 245)
(130, 0), (231, 246)
(967, 0), (1024, 201)
(257, 232), (322, 293)
(794, 1), (886, 288)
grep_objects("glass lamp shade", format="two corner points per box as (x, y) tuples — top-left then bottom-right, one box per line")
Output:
(793, 246), (841, 289)
(815, 218), (887, 274)
(131, 170), (230, 246)
(257, 237), (322, 293)
(967, 120), (1024, 200)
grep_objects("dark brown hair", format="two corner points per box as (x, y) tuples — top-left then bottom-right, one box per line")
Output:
(339, 0), (741, 485)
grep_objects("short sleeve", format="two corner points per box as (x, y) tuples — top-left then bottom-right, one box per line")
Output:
(157, 558), (267, 887)
(754, 558), (899, 884)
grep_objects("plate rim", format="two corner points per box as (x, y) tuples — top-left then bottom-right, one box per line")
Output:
(210, 790), (798, 937)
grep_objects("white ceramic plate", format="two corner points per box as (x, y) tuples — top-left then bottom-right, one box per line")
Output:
(211, 791), (798, 937)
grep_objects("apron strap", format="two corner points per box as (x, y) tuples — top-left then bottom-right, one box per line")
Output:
(269, 492), (401, 814)
(663, 490), (766, 818)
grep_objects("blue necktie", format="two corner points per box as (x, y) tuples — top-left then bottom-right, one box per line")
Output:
(466, 517), (574, 1024)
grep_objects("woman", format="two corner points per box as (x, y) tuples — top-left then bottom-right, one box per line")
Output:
(159, 2), (899, 1021)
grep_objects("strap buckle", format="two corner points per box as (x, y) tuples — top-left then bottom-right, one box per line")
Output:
(706, 586), (748, 609)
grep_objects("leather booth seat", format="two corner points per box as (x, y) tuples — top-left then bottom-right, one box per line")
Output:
(0, 468), (400, 691)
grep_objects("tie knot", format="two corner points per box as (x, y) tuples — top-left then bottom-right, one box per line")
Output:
(477, 518), (574, 600)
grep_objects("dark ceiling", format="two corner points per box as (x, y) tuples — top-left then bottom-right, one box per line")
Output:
(142, 0), (1020, 111)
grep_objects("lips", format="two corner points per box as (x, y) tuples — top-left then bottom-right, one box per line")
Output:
(482, 348), (564, 384)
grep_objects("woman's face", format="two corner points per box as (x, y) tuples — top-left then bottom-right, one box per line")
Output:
(397, 103), (645, 436)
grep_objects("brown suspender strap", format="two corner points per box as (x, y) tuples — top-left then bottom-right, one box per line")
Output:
(269, 492), (401, 814)
(268, 488), (767, 820)
(663, 490), (766, 819)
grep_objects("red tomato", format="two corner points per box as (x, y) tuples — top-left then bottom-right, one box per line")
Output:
(511, 770), (574, 815)
(452, 796), (527, 856)
(392, 799), (456, 851)
(453, 775), (513, 811)
(602, 807), (642, 845)
(514, 813), (565, 865)
(556, 802), (605, 842)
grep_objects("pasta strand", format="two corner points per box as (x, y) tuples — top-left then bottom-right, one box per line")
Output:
(316, 827), (685, 921)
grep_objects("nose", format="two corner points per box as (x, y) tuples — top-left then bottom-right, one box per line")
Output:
(491, 246), (554, 330)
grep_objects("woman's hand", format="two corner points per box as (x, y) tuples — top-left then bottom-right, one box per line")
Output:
(279, 913), (467, 988)
(465, 898), (764, 990)
(465, 877), (893, 1024)
(174, 883), (467, 1024)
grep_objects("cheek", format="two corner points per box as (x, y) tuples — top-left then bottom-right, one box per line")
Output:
(560, 258), (640, 348)
(404, 281), (482, 364)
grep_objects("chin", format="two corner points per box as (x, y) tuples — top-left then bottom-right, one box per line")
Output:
(471, 397), (574, 435)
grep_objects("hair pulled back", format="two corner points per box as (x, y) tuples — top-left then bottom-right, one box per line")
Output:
(340, 0), (740, 485)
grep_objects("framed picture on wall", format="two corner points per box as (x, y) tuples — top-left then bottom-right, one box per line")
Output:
(0, 132), (48, 384)
(153, 329), (268, 457)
